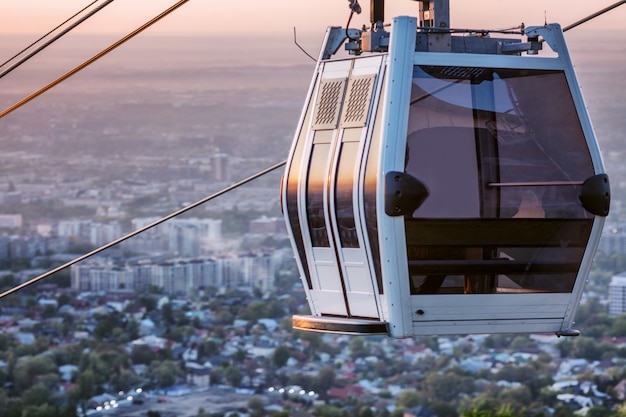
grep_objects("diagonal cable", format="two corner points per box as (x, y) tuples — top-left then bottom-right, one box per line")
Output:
(0, 0), (108, 78)
(0, 0), (189, 120)
(0, 160), (287, 300)
(563, 0), (626, 32)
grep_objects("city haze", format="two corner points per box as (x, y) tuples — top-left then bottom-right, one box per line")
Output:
(1, 5), (626, 417)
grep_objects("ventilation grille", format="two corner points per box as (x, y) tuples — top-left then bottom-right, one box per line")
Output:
(437, 66), (487, 80)
(341, 75), (376, 128)
(312, 78), (346, 130)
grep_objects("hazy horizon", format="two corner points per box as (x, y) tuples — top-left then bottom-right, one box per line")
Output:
(2, 0), (626, 35)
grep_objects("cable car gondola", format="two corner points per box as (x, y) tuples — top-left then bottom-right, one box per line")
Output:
(282, 0), (610, 338)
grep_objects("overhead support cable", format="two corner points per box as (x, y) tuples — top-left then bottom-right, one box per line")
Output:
(0, 0), (190, 120)
(563, 0), (626, 32)
(0, 0), (110, 79)
(0, 160), (287, 300)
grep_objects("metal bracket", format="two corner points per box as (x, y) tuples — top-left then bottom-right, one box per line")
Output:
(499, 40), (542, 55)
(525, 24), (561, 53)
(361, 26), (390, 53)
(322, 27), (351, 60)
(344, 28), (365, 55)
(384, 171), (429, 217)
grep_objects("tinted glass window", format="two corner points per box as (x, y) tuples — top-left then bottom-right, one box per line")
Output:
(405, 66), (594, 294)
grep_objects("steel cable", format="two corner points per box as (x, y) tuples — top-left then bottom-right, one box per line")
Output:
(0, 160), (286, 300)
(0, 0), (190, 120)
(0, 0), (108, 78)
(563, 0), (626, 32)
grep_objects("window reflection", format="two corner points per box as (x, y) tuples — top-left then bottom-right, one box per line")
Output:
(286, 132), (312, 288)
(307, 144), (331, 248)
(335, 141), (360, 248)
(405, 66), (594, 295)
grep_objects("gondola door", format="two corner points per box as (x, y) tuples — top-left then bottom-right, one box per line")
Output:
(290, 57), (385, 319)
(329, 57), (385, 318)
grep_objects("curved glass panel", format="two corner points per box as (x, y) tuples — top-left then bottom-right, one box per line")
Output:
(405, 66), (595, 295)
(307, 143), (331, 247)
(364, 95), (384, 293)
(335, 141), (360, 248)
(286, 131), (312, 288)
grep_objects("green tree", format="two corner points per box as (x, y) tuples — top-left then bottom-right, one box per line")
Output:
(225, 366), (243, 387)
(313, 404), (349, 417)
(233, 348), (247, 363)
(93, 312), (126, 341)
(139, 294), (158, 312)
(131, 344), (158, 365)
(421, 370), (475, 404)
(149, 360), (180, 388)
(509, 335), (536, 351)
(125, 317), (140, 340)
(396, 389), (421, 409)
(585, 406), (612, 417)
(498, 386), (531, 413)
(571, 336), (605, 361)
(41, 304), (57, 319)
(359, 407), (375, 417)
(75, 369), (95, 401)
(348, 337), (369, 360)
(162, 303), (175, 326)
(21, 403), (63, 417)
(316, 366), (336, 395)
(495, 364), (551, 399)
(111, 369), (142, 393)
(266, 299), (285, 318)
(13, 355), (58, 393)
(553, 404), (575, 417)
(611, 316), (626, 337)
(272, 345), (290, 368)
(210, 366), (224, 385)
(199, 340), (219, 358)
(240, 301), (269, 320)
(21, 384), (52, 407)
(462, 405), (517, 417)
(248, 396), (266, 417)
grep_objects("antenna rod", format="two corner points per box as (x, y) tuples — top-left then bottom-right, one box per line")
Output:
(0, 160), (287, 300)
(563, 0), (626, 32)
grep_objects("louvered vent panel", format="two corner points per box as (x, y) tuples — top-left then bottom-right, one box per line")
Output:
(341, 75), (376, 128)
(312, 78), (346, 130)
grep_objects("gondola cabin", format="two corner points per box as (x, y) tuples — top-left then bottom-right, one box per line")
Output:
(282, 2), (610, 338)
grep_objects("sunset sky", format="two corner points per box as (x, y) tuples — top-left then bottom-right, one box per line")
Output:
(1, 0), (625, 37)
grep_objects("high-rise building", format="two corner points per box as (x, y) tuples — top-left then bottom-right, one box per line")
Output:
(598, 230), (626, 254)
(609, 273), (626, 316)
(211, 154), (230, 182)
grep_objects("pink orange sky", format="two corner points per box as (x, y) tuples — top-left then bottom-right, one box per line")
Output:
(1, 0), (625, 36)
